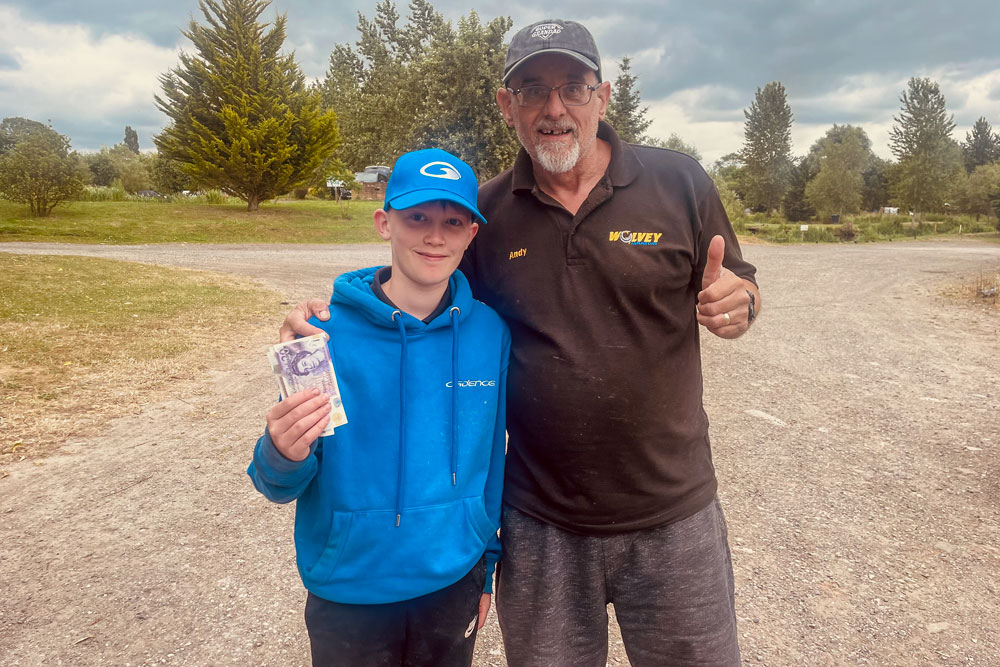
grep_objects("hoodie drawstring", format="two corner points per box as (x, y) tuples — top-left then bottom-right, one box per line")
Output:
(392, 310), (406, 527)
(449, 306), (461, 486)
(391, 306), (462, 526)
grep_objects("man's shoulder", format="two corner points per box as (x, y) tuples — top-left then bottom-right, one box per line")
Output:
(479, 167), (516, 207)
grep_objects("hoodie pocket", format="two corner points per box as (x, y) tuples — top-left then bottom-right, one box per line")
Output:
(304, 497), (496, 601)
(304, 511), (353, 584)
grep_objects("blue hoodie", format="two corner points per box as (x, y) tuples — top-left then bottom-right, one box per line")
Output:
(248, 267), (509, 604)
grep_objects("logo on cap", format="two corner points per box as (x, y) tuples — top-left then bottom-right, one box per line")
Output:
(530, 23), (563, 40)
(419, 161), (462, 180)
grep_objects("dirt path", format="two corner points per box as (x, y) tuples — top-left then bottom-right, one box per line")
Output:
(1, 239), (998, 666)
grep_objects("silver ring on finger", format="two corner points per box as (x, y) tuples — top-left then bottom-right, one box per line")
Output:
(723, 311), (731, 325)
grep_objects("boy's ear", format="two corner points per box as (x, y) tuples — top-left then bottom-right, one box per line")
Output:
(373, 208), (391, 241)
(465, 222), (480, 248)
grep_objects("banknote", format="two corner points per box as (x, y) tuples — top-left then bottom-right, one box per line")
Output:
(267, 333), (348, 436)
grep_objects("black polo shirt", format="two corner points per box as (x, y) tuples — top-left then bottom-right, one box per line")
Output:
(460, 121), (757, 534)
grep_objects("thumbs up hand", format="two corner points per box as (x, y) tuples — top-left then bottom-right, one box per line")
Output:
(696, 235), (756, 339)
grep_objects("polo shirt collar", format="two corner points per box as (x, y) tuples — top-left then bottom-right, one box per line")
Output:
(510, 120), (641, 194)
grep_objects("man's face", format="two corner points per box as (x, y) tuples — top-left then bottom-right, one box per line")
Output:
(498, 54), (609, 175)
(374, 202), (479, 294)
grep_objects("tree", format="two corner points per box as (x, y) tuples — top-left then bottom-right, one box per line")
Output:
(411, 10), (519, 178)
(962, 116), (999, 173)
(957, 163), (1000, 221)
(107, 144), (152, 193)
(124, 126), (140, 154)
(805, 126), (871, 217)
(740, 81), (793, 212)
(888, 77), (963, 217)
(647, 134), (702, 161)
(154, 0), (340, 211)
(604, 57), (652, 144)
(150, 153), (191, 194)
(861, 156), (891, 212)
(0, 122), (85, 216)
(320, 0), (518, 179)
(782, 157), (817, 222)
(0, 116), (49, 155)
(84, 150), (118, 186)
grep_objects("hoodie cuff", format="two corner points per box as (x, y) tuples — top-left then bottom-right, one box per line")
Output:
(257, 428), (313, 474)
(484, 555), (497, 594)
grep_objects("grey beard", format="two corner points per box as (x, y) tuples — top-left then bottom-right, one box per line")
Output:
(534, 139), (580, 174)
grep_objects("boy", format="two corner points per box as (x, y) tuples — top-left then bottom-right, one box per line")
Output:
(248, 148), (509, 667)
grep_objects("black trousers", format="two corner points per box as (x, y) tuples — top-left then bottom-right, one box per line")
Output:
(304, 557), (486, 667)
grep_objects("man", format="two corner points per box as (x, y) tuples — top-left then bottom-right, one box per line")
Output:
(281, 19), (759, 666)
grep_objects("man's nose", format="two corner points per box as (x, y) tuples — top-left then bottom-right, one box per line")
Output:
(542, 88), (567, 116)
(425, 222), (446, 244)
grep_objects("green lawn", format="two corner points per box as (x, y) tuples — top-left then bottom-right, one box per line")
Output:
(0, 198), (384, 244)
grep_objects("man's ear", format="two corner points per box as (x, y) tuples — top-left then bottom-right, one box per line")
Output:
(496, 87), (515, 127)
(373, 209), (391, 241)
(596, 80), (611, 120)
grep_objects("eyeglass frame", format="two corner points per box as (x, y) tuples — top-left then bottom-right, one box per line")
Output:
(505, 82), (600, 108)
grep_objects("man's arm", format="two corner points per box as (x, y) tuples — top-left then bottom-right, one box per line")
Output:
(278, 298), (330, 342)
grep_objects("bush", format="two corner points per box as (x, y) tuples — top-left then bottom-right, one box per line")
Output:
(186, 189), (240, 205)
(79, 182), (128, 202)
(803, 226), (837, 242)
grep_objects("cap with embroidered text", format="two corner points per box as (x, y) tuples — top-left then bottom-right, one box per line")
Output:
(384, 148), (487, 224)
(503, 19), (601, 85)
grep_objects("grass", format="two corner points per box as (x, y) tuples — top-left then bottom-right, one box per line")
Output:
(733, 212), (999, 244)
(0, 198), (384, 245)
(0, 254), (284, 465)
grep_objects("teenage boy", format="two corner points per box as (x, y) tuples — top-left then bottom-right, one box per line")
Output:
(248, 148), (509, 667)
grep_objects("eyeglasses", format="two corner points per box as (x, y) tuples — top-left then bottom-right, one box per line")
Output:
(507, 83), (598, 107)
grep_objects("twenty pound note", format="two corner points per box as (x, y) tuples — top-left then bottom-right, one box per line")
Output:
(267, 334), (348, 436)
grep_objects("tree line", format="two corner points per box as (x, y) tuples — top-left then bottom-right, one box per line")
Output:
(715, 79), (1000, 225)
(1, 0), (998, 225)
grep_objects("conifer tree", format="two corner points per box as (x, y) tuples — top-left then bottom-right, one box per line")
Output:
(740, 81), (793, 213)
(888, 77), (962, 216)
(154, 0), (339, 211)
(962, 116), (999, 173)
(604, 57), (652, 144)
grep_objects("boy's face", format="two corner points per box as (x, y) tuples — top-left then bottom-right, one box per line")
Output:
(373, 201), (479, 293)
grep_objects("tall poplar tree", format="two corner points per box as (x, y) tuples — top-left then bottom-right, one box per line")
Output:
(154, 0), (339, 211)
(740, 81), (793, 213)
(962, 116), (999, 173)
(888, 77), (963, 216)
(604, 57), (652, 144)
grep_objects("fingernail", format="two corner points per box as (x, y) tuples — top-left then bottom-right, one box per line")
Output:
(321, 310), (330, 320)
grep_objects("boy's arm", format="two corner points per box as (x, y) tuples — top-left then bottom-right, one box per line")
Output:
(482, 327), (511, 593)
(247, 389), (330, 503)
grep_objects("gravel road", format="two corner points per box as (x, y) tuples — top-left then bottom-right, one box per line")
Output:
(1, 238), (998, 666)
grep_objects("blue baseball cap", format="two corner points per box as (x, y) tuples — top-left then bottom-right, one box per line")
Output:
(384, 148), (487, 224)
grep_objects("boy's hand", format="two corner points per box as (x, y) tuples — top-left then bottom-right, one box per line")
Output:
(266, 388), (332, 461)
(278, 298), (329, 342)
(478, 593), (491, 630)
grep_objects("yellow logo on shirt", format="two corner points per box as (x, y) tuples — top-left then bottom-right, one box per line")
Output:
(609, 231), (662, 246)
(509, 248), (527, 260)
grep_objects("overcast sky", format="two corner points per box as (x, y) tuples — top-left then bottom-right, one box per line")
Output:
(2, 0), (999, 166)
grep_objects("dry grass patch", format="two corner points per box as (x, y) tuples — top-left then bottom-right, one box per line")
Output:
(940, 268), (1000, 314)
(0, 254), (283, 469)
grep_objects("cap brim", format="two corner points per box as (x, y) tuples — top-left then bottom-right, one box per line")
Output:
(387, 188), (488, 225)
(503, 49), (600, 84)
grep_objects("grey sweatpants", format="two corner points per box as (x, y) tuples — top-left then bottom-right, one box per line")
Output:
(496, 499), (741, 667)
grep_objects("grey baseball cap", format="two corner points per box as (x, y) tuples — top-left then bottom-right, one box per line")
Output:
(503, 19), (601, 85)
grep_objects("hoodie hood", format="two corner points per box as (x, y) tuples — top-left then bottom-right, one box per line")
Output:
(331, 266), (475, 332)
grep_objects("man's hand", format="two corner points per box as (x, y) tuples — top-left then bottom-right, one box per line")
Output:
(265, 388), (332, 461)
(278, 298), (330, 343)
(696, 235), (757, 339)
(477, 593), (492, 630)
